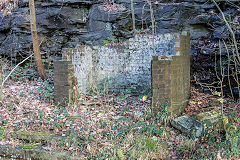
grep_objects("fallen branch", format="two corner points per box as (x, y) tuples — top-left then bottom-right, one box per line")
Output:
(1, 53), (34, 87)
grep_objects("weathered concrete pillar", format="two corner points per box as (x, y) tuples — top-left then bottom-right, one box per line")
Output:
(53, 60), (78, 106)
(151, 32), (190, 117)
(53, 60), (69, 105)
(151, 58), (171, 115)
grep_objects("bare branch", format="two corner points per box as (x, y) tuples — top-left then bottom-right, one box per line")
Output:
(211, 0), (240, 63)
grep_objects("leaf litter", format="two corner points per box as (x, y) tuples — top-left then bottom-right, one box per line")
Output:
(0, 79), (239, 159)
(0, 78), (152, 157)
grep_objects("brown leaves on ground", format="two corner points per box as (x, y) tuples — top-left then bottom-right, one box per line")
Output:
(184, 86), (239, 117)
(0, 80), (239, 159)
(0, 79), (151, 157)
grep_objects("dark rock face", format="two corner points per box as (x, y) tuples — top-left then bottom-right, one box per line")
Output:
(0, 1), (212, 56)
(0, 0), (239, 92)
(0, 15), (11, 32)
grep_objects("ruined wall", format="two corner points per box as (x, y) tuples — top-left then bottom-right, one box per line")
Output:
(152, 32), (190, 116)
(62, 33), (176, 94)
(55, 32), (190, 115)
(170, 32), (190, 115)
(54, 32), (190, 115)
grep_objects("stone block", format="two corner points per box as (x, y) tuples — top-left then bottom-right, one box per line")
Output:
(171, 115), (204, 138)
(196, 110), (220, 124)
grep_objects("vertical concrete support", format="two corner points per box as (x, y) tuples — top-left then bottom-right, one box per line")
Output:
(53, 60), (78, 106)
(151, 32), (190, 116)
(152, 58), (171, 115)
(54, 60), (69, 105)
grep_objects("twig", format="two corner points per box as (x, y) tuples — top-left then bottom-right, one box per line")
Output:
(131, 0), (136, 36)
(147, 0), (156, 55)
(218, 40), (224, 118)
(211, 0), (240, 63)
(223, 40), (234, 99)
(1, 53), (34, 87)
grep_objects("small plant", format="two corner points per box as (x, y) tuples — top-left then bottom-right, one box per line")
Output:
(122, 82), (151, 98)
(102, 40), (110, 45)
(145, 137), (157, 151)
(19, 91), (26, 97)
(0, 128), (5, 140)
(36, 74), (54, 102)
(117, 149), (125, 160)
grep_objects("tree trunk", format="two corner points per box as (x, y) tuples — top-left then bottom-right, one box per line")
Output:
(29, 0), (46, 80)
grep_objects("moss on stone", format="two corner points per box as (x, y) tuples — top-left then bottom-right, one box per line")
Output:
(17, 131), (51, 136)
(19, 144), (36, 149)
(17, 131), (30, 136)
(102, 40), (110, 44)
(72, 115), (81, 120)
(34, 132), (51, 136)
(0, 145), (85, 159)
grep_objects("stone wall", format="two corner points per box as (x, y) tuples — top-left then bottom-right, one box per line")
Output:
(152, 32), (190, 116)
(62, 33), (176, 94)
(54, 32), (190, 116)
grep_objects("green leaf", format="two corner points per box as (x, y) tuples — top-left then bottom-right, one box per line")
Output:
(117, 149), (124, 160)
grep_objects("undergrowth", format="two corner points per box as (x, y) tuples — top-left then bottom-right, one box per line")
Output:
(0, 58), (239, 159)
(1, 57), (54, 102)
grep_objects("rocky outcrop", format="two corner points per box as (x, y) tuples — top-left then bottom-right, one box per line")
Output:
(0, 0), (239, 90)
